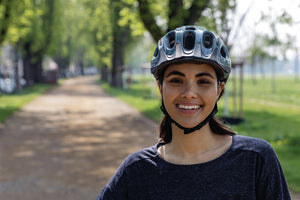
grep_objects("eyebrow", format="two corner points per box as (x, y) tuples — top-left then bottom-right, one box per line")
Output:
(166, 70), (215, 79)
(166, 71), (185, 77)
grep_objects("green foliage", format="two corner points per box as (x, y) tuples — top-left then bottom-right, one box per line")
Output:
(0, 0), (14, 43)
(119, 1), (145, 36)
(1, 0), (298, 88)
(99, 75), (300, 192)
(137, 0), (212, 42)
(251, 4), (294, 61)
(82, 0), (113, 68)
(223, 77), (300, 192)
(5, 0), (61, 53)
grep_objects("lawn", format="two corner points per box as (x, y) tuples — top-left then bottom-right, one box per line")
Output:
(0, 84), (55, 123)
(100, 75), (300, 193)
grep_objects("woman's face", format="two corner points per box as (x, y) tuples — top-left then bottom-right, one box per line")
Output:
(158, 63), (225, 128)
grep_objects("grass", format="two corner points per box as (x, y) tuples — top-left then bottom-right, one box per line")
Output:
(0, 84), (55, 123)
(100, 75), (300, 193)
(100, 78), (162, 121)
(1, 76), (299, 192)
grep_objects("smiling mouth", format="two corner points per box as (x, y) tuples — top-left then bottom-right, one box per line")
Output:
(177, 104), (201, 110)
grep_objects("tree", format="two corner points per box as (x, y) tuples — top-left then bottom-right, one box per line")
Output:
(83, 0), (136, 87)
(52, 0), (83, 78)
(83, 0), (112, 82)
(0, 0), (15, 44)
(137, 0), (210, 42)
(246, 34), (270, 84)
(134, 0), (242, 119)
(109, 0), (133, 87)
(249, 6), (293, 92)
(5, 0), (63, 85)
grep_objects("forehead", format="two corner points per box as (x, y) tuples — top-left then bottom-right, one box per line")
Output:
(164, 63), (217, 77)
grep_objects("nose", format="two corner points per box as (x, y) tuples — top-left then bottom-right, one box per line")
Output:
(181, 82), (197, 99)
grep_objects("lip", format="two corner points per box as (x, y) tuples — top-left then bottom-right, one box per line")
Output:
(176, 103), (202, 114)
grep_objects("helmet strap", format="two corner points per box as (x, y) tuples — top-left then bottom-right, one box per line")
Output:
(160, 101), (218, 134)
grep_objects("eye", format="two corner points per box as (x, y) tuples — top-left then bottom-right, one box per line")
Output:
(197, 79), (211, 85)
(169, 78), (183, 84)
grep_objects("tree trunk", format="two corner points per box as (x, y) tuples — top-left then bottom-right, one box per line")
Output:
(271, 60), (276, 93)
(250, 63), (256, 85)
(137, 0), (210, 42)
(101, 65), (108, 82)
(32, 60), (44, 83)
(22, 42), (44, 85)
(110, 1), (129, 88)
(78, 49), (84, 76)
(23, 52), (34, 86)
(54, 56), (69, 78)
(295, 49), (299, 82)
(13, 48), (21, 92)
(111, 39), (123, 87)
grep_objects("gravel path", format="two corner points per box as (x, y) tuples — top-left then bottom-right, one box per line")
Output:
(0, 76), (157, 200)
(0, 75), (299, 199)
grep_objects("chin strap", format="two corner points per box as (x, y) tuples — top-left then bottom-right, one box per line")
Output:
(160, 102), (218, 134)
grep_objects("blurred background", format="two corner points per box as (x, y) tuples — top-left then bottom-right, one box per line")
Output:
(0, 0), (299, 91)
(0, 0), (300, 194)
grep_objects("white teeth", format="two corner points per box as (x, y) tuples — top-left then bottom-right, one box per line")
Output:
(177, 104), (200, 110)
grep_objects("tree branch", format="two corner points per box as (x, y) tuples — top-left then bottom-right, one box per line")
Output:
(168, 0), (185, 31)
(137, 0), (164, 42)
(185, 0), (210, 25)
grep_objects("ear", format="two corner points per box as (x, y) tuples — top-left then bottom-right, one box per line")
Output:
(217, 82), (226, 97)
(157, 81), (162, 95)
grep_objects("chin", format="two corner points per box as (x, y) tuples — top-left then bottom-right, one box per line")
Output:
(175, 121), (203, 129)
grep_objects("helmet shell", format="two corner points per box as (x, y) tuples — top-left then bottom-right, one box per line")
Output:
(151, 25), (231, 80)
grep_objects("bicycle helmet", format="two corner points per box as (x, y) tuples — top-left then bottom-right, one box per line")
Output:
(151, 25), (231, 81)
(151, 25), (232, 134)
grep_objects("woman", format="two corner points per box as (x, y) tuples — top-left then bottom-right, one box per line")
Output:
(96, 25), (291, 200)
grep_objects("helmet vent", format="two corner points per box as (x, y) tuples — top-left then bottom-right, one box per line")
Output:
(183, 31), (195, 50)
(166, 31), (175, 49)
(153, 47), (158, 57)
(203, 32), (214, 49)
(185, 26), (196, 31)
(151, 25), (231, 80)
(220, 46), (228, 58)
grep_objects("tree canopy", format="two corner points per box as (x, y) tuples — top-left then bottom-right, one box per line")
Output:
(0, 0), (298, 88)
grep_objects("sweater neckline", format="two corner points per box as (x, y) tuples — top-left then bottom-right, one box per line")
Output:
(154, 135), (236, 167)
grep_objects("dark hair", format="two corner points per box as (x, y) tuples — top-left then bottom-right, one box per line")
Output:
(157, 62), (236, 143)
(159, 116), (236, 143)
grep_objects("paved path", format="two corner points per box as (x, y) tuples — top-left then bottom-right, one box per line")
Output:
(0, 75), (299, 200)
(0, 76), (157, 200)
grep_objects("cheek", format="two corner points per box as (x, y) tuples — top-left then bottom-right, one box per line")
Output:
(161, 85), (173, 100)
(202, 88), (220, 101)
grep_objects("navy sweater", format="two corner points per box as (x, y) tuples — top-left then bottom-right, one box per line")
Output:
(96, 135), (291, 200)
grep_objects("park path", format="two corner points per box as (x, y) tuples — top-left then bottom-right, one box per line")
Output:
(0, 76), (157, 200)
(0, 75), (299, 200)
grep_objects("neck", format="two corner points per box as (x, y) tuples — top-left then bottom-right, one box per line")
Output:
(159, 123), (232, 165)
(170, 123), (214, 154)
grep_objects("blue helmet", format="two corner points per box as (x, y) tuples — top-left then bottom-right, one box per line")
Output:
(151, 25), (231, 81)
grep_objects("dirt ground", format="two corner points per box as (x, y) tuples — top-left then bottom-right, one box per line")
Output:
(0, 76), (157, 200)
(0, 75), (299, 200)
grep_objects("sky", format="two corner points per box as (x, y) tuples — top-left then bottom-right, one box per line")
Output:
(232, 0), (300, 59)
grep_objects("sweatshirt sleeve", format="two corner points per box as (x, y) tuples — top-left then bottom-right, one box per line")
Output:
(96, 160), (128, 200)
(255, 141), (291, 200)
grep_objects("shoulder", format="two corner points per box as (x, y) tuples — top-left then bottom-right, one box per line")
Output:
(122, 144), (159, 167)
(232, 135), (275, 157)
(103, 144), (159, 188)
(231, 135), (283, 175)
